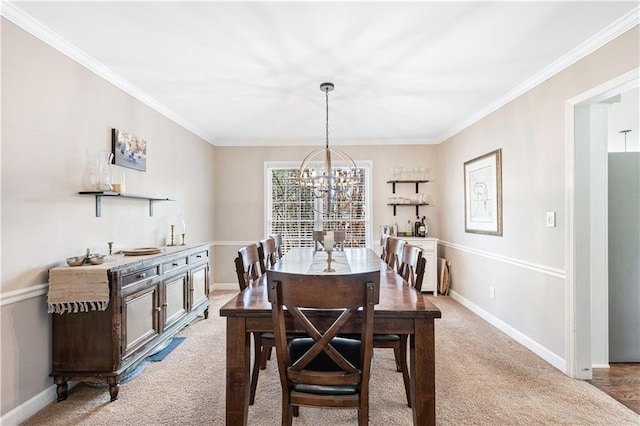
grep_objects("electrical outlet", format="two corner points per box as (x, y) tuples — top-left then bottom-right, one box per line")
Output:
(489, 286), (495, 299)
(546, 211), (556, 227)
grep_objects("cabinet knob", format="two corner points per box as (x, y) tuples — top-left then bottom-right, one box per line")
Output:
(196, 255), (202, 258)
(162, 303), (168, 307)
(155, 307), (161, 312)
(172, 262), (179, 267)
(137, 272), (146, 279)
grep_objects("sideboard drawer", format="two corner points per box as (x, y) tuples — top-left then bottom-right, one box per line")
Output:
(189, 249), (209, 264)
(122, 265), (160, 287)
(163, 256), (188, 274)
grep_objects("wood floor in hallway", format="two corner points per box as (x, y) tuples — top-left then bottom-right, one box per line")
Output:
(590, 363), (640, 414)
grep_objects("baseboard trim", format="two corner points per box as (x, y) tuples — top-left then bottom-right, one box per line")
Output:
(449, 290), (567, 373)
(212, 283), (238, 291)
(0, 383), (76, 426)
(439, 240), (566, 279)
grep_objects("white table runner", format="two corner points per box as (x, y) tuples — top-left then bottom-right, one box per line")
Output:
(307, 251), (351, 274)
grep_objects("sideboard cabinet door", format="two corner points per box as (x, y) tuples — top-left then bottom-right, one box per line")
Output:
(190, 263), (209, 313)
(163, 271), (189, 331)
(123, 282), (161, 359)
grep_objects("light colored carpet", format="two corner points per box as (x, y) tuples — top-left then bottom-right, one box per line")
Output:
(23, 292), (639, 425)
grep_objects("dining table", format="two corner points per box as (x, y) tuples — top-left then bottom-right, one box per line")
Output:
(219, 247), (442, 425)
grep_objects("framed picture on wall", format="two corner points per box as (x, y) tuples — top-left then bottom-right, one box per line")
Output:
(111, 128), (147, 172)
(464, 149), (502, 236)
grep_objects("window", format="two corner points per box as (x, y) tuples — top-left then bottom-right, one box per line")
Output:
(265, 161), (372, 254)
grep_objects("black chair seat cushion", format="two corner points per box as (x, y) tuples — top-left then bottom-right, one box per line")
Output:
(261, 332), (304, 340)
(293, 383), (358, 395)
(372, 333), (401, 342)
(289, 337), (361, 371)
(340, 333), (401, 342)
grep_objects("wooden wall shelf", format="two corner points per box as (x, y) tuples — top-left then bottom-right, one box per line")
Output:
(387, 203), (430, 216)
(78, 191), (173, 217)
(386, 180), (430, 194)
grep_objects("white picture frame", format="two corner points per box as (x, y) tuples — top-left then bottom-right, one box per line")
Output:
(464, 149), (503, 236)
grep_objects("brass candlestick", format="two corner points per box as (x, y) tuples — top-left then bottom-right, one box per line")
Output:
(180, 233), (186, 246)
(323, 250), (335, 273)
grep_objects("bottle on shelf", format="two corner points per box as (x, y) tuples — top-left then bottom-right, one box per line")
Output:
(423, 216), (429, 237)
(414, 216), (421, 237)
(405, 220), (413, 237)
(418, 217), (426, 237)
(392, 221), (398, 237)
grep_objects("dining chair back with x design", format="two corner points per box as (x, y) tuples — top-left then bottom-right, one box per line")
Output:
(268, 270), (380, 425)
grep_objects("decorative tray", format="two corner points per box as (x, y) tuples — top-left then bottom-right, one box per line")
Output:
(123, 247), (163, 256)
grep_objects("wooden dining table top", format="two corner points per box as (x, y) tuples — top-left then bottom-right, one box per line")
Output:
(220, 247), (441, 320)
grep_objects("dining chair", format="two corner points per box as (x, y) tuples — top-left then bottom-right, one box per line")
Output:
(234, 244), (267, 405)
(380, 233), (389, 261)
(258, 236), (285, 369)
(373, 244), (427, 408)
(384, 237), (405, 272)
(313, 230), (346, 251)
(267, 269), (380, 425)
(236, 244), (265, 291)
(260, 237), (278, 269)
(271, 233), (284, 260)
(399, 244), (426, 292)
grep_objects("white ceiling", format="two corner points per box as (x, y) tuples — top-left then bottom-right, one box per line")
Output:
(4, 1), (639, 146)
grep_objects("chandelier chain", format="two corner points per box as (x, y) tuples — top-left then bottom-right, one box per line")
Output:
(325, 87), (329, 149)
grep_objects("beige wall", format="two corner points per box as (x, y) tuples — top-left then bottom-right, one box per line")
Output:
(437, 26), (639, 360)
(1, 18), (215, 416)
(2, 9), (638, 423)
(213, 144), (439, 284)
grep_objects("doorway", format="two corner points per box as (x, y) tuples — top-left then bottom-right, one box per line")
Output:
(565, 69), (639, 380)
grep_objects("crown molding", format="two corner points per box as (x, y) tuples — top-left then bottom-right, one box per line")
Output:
(212, 137), (438, 147)
(2, 2), (637, 147)
(1, 1), (216, 145)
(436, 6), (640, 144)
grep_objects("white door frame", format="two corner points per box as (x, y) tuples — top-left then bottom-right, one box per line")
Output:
(564, 68), (639, 378)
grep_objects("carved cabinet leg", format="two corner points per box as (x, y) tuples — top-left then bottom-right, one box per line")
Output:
(54, 378), (68, 402)
(204, 308), (209, 319)
(107, 378), (119, 401)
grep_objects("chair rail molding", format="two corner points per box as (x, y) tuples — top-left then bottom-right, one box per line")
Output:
(438, 240), (565, 279)
(0, 283), (48, 307)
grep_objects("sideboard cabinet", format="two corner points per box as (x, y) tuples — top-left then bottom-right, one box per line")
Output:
(50, 244), (210, 401)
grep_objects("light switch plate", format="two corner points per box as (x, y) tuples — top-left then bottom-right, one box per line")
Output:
(546, 212), (556, 227)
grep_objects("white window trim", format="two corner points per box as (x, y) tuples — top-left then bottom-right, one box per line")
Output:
(264, 160), (373, 249)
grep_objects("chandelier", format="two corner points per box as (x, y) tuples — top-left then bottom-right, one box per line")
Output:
(299, 82), (359, 215)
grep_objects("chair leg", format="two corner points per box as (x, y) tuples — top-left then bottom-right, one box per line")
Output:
(293, 405), (299, 417)
(260, 346), (273, 369)
(250, 332), (261, 405)
(399, 334), (411, 408)
(283, 400), (293, 426)
(358, 403), (369, 426)
(393, 346), (402, 372)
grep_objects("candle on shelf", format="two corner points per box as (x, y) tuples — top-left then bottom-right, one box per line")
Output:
(324, 231), (334, 252)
